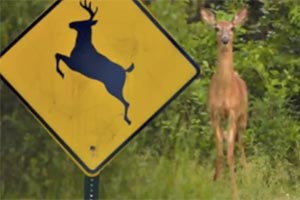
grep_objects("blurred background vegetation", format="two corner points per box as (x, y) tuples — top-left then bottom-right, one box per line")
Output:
(1, 0), (300, 199)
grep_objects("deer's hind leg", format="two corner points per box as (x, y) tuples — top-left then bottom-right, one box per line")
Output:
(104, 79), (131, 125)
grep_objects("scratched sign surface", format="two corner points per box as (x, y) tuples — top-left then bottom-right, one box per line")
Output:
(0, 0), (199, 176)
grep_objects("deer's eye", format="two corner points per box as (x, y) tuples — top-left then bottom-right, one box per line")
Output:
(230, 27), (235, 31)
(215, 26), (220, 32)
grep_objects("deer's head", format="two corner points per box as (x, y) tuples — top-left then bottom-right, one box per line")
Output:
(200, 8), (247, 48)
(69, 0), (98, 31)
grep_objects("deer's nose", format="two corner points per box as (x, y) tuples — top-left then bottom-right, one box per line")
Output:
(221, 36), (229, 45)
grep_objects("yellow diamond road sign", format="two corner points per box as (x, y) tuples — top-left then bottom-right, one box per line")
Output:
(0, 0), (199, 176)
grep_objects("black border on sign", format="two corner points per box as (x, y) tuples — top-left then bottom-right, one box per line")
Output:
(0, 0), (200, 176)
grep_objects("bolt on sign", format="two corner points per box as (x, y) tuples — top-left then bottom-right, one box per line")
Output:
(0, 0), (199, 176)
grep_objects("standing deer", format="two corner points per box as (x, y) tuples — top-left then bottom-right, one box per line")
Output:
(55, 0), (134, 125)
(200, 8), (248, 199)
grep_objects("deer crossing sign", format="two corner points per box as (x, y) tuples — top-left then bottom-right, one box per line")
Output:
(0, 0), (199, 176)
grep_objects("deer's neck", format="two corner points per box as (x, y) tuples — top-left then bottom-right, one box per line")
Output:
(75, 30), (93, 47)
(215, 45), (234, 87)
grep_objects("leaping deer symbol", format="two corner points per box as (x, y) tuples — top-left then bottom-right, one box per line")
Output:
(55, 0), (134, 125)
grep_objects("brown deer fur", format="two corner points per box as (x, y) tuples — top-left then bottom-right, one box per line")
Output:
(201, 8), (248, 200)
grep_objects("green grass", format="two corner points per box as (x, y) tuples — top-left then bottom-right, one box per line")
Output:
(100, 144), (300, 200)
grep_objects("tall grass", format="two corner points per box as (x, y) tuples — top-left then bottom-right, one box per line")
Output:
(100, 137), (300, 200)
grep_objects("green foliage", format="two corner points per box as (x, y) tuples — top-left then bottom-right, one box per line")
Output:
(1, 0), (300, 199)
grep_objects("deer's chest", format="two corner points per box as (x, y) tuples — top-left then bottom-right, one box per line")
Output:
(209, 78), (240, 113)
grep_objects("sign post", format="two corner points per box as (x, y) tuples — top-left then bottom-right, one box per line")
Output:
(84, 175), (100, 200)
(0, 0), (200, 197)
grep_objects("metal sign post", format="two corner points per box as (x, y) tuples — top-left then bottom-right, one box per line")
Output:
(84, 175), (100, 200)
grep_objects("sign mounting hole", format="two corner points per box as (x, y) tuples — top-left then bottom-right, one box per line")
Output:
(90, 146), (96, 151)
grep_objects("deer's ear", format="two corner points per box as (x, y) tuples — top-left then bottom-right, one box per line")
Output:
(232, 8), (247, 26)
(200, 8), (216, 26)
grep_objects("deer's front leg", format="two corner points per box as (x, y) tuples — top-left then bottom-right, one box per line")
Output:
(228, 110), (239, 200)
(55, 53), (74, 79)
(212, 112), (223, 181)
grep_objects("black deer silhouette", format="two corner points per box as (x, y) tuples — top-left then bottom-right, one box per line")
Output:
(55, 0), (134, 125)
